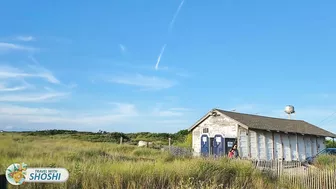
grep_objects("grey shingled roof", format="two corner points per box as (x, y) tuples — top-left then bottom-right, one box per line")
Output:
(215, 109), (336, 138)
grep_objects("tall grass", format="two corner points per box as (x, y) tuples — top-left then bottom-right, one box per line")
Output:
(0, 133), (283, 189)
(314, 155), (336, 170)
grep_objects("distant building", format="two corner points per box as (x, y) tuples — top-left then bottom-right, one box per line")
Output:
(188, 108), (336, 161)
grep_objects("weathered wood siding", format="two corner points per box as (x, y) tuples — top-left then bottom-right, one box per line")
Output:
(289, 134), (298, 161)
(317, 136), (326, 153)
(282, 134), (291, 161)
(304, 135), (312, 158)
(274, 132), (283, 160)
(312, 137), (317, 155)
(265, 132), (274, 160)
(248, 131), (325, 161)
(298, 135), (306, 160)
(191, 114), (238, 156)
(238, 127), (249, 158)
(257, 131), (267, 160)
(249, 130), (258, 159)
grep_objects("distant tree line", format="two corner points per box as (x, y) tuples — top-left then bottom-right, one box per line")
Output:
(26, 129), (191, 146)
(325, 139), (336, 148)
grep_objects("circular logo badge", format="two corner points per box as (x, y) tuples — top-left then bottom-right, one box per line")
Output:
(5, 163), (28, 185)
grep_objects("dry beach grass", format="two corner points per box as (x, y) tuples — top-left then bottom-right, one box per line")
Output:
(0, 132), (310, 189)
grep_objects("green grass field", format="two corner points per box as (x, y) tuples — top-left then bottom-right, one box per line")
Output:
(0, 132), (303, 189)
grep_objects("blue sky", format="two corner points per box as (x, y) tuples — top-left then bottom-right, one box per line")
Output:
(1, 0), (336, 133)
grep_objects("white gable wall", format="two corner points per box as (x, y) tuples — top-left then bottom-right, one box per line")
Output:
(191, 114), (238, 156)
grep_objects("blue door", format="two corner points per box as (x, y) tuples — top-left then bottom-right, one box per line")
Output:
(201, 135), (209, 156)
(213, 135), (224, 156)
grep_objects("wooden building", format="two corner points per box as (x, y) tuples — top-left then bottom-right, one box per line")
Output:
(188, 108), (336, 161)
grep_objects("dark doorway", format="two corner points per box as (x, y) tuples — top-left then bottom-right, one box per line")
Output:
(210, 137), (214, 155)
(224, 138), (237, 155)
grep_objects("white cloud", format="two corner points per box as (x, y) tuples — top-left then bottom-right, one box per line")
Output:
(16, 36), (35, 42)
(67, 82), (77, 89)
(0, 64), (67, 102)
(109, 102), (138, 115)
(0, 85), (27, 92)
(0, 104), (60, 115)
(0, 102), (192, 132)
(152, 107), (192, 117)
(119, 44), (126, 53)
(28, 65), (60, 84)
(0, 92), (69, 102)
(0, 79), (28, 92)
(0, 103), (138, 126)
(108, 74), (176, 90)
(0, 65), (60, 84)
(0, 42), (37, 53)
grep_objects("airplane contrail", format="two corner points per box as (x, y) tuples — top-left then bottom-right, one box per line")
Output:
(155, 0), (185, 70)
(155, 44), (167, 70)
(168, 0), (185, 33)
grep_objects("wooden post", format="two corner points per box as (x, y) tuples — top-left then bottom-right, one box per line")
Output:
(0, 174), (7, 189)
(168, 137), (171, 150)
(272, 132), (275, 160)
(247, 129), (251, 158)
(296, 133), (299, 161)
(236, 125), (240, 156)
(315, 137), (319, 155)
(263, 131), (267, 160)
(303, 135), (306, 159)
(310, 136), (313, 157)
(120, 136), (123, 145)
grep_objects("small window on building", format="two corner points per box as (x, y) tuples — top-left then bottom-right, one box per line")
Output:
(203, 128), (209, 133)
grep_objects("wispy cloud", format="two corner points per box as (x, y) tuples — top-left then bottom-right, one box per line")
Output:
(0, 103), (138, 126)
(0, 104), (60, 115)
(152, 107), (192, 117)
(0, 60), (68, 103)
(108, 73), (176, 90)
(0, 92), (69, 102)
(0, 82), (27, 92)
(109, 102), (138, 115)
(0, 64), (60, 84)
(16, 36), (35, 42)
(40, 36), (72, 45)
(0, 42), (37, 53)
(119, 44), (126, 54)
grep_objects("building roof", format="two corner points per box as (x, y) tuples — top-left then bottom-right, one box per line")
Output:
(189, 108), (336, 138)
